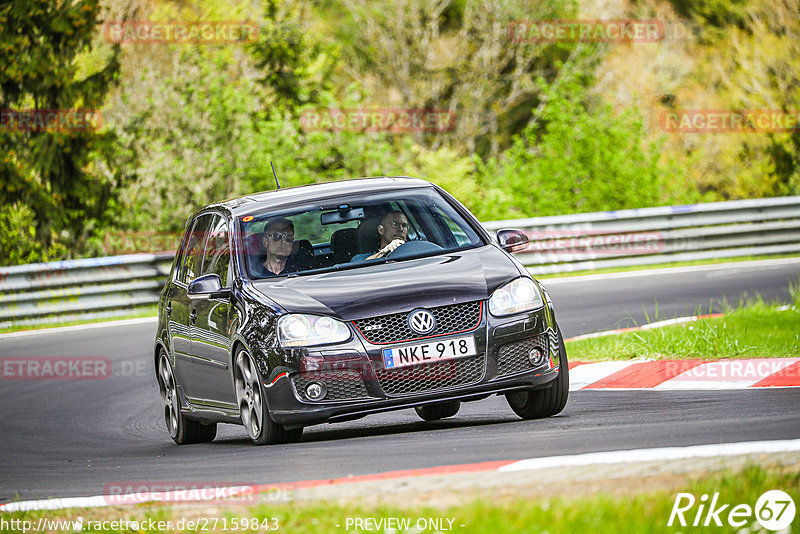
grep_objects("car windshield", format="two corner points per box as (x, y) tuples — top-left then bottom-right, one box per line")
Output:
(239, 187), (485, 278)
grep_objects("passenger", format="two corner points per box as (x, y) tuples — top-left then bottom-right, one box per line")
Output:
(352, 210), (409, 261)
(253, 218), (300, 276)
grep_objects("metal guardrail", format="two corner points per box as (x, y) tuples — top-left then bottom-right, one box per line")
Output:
(482, 196), (800, 275)
(1, 196), (799, 328)
(0, 254), (173, 329)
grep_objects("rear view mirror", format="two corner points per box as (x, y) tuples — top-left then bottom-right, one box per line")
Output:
(321, 206), (365, 225)
(496, 229), (530, 253)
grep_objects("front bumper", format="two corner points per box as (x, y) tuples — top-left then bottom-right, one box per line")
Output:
(265, 366), (559, 426)
(262, 304), (561, 427)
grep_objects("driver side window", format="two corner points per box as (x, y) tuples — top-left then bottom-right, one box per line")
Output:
(199, 215), (231, 287)
(181, 214), (214, 285)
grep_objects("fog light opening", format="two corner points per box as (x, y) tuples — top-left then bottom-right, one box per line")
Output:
(305, 382), (327, 401)
(528, 347), (545, 366)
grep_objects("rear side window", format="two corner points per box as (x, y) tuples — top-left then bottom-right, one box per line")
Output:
(181, 214), (214, 284)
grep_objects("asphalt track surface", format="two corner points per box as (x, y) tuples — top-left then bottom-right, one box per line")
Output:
(1, 259), (799, 502)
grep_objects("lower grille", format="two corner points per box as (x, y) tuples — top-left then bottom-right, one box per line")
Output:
(374, 355), (485, 396)
(291, 369), (369, 402)
(496, 333), (549, 377)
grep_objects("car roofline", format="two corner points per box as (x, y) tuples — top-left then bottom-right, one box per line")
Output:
(204, 176), (432, 216)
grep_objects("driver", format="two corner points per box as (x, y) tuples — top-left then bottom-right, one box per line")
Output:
(252, 218), (300, 276)
(352, 210), (408, 261)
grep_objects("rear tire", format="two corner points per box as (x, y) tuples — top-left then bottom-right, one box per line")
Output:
(157, 352), (217, 444)
(506, 328), (569, 420)
(415, 400), (461, 421)
(234, 349), (303, 445)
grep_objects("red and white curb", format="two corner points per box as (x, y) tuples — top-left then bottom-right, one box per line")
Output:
(567, 358), (800, 390)
(564, 310), (800, 390)
(2, 439), (799, 513)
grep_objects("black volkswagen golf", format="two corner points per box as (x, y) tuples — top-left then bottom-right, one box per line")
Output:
(154, 177), (569, 445)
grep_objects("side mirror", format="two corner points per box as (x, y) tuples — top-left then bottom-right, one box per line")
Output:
(497, 229), (530, 253)
(188, 273), (231, 300)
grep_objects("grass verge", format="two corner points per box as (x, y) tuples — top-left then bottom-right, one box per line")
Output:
(1, 464), (797, 533)
(566, 287), (800, 361)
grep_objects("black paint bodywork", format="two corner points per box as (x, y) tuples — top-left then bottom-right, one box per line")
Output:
(154, 177), (563, 430)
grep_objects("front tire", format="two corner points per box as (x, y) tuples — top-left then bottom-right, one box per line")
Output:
(234, 349), (303, 445)
(506, 328), (569, 419)
(157, 352), (217, 444)
(415, 400), (461, 421)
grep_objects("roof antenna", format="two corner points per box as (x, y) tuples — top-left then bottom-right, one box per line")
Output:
(271, 161), (281, 190)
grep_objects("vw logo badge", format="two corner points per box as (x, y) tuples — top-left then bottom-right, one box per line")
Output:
(408, 309), (436, 335)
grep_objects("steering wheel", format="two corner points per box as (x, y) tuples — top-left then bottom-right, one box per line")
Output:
(386, 240), (443, 259)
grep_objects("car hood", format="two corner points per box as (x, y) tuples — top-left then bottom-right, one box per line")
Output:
(249, 245), (523, 321)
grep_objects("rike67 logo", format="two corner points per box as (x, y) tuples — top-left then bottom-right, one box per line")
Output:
(668, 490), (795, 531)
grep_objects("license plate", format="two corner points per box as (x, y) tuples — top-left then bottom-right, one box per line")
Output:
(382, 336), (477, 370)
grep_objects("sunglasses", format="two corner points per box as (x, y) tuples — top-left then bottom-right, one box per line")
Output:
(384, 220), (409, 230)
(266, 232), (294, 243)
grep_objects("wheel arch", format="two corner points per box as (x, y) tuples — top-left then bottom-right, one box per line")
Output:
(154, 337), (170, 381)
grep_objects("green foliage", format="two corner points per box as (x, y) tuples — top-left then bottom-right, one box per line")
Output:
(330, 0), (581, 158)
(0, 0), (126, 266)
(110, 0), (410, 233)
(666, 0), (750, 41)
(3, 0), (797, 267)
(111, 45), (266, 232)
(248, 0), (335, 112)
(0, 204), (43, 265)
(476, 69), (669, 219)
(657, 2), (800, 201)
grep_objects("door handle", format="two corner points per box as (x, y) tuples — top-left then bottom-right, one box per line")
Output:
(165, 302), (172, 317)
(189, 309), (197, 324)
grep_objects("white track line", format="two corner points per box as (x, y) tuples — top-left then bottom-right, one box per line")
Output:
(499, 439), (800, 472)
(4, 440), (799, 513)
(0, 316), (157, 339)
(565, 313), (724, 342)
(569, 361), (637, 389)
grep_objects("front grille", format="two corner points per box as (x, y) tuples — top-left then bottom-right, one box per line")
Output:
(374, 355), (485, 396)
(496, 333), (549, 377)
(291, 369), (369, 402)
(354, 301), (482, 344)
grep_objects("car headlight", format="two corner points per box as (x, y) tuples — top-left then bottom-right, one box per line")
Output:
(489, 277), (544, 316)
(277, 314), (351, 347)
